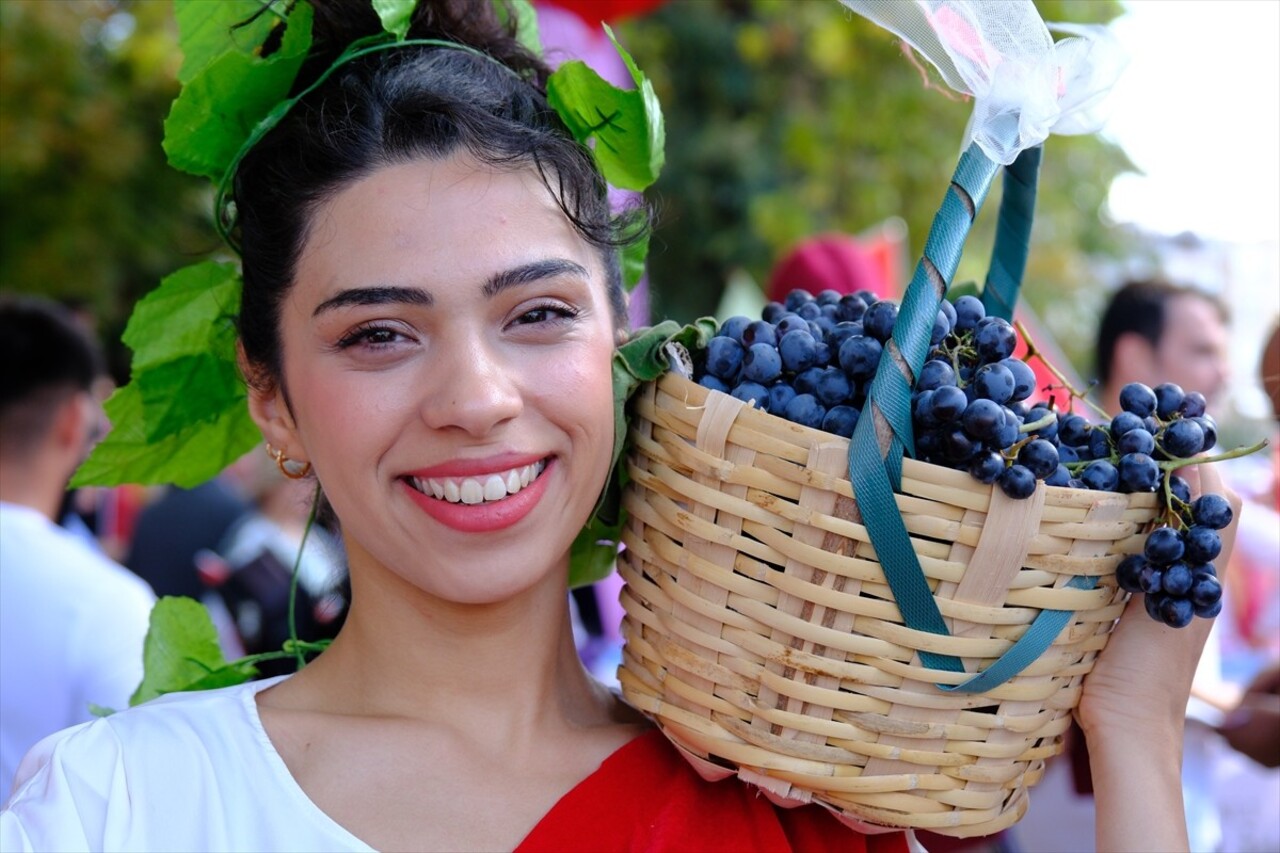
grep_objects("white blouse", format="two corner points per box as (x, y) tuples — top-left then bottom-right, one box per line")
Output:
(0, 677), (375, 852)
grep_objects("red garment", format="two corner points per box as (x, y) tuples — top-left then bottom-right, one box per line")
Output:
(517, 729), (909, 853)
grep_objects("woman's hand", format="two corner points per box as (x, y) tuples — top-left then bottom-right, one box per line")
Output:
(1076, 461), (1242, 851)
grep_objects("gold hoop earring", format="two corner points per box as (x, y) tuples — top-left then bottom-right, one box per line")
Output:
(265, 443), (312, 480)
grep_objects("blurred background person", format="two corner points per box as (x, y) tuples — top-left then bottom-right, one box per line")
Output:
(0, 295), (155, 804)
(1093, 278), (1230, 414)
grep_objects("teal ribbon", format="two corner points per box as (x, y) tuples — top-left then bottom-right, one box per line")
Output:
(848, 144), (1079, 693)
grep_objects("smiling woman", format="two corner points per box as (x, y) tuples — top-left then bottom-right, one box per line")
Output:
(0, 1), (1244, 851)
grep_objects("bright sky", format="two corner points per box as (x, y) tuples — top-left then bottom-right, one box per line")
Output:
(1103, 0), (1280, 244)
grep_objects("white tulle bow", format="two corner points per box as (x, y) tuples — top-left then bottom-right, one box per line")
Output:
(839, 0), (1128, 164)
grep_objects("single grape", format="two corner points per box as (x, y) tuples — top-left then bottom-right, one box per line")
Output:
(998, 464), (1037, 499)
(1189, 573), (1223, 609)
(1018, 439), (1060, 480)
(1058, 444), (1080, 464)
(793, 366), (825, 397)
(796, 301), (822, 321)
(1159, 597), (1194, 629)
(1161, 561), (1193, 596)
(1178, 391), (1207, 418)
(1045, 464), (1072, 487)
(1191, 494), (1233, 530)
(1117, 452), (1160, 492)
(783, 393), (826, 429)
(698, 374), (729, 394)
(969, 451), (1006, 484)
(953, 295), (986, 332)
(730, 381), (771, 411)
(1160, 418), (1205, 459)
(1116, 554), (1148, 593)
(742, 343), (783, 384)
(703, 336), (745, 381)
(1118, 382), (1158, 417)
(837, 294), (868, 323)
(1117, 428), (1156, 456)
(821, 405), (860, 438)
(1058, 414), (1091, 447)
(961, 398), (1002, 440)
(992, 407), (1022, 450)
(930, 309), (952, 346)
(973, 363), (1016, 405)
(829, 321), (864, 353)
(1110, 411), (1146, 440)
(768, 382), (797, 414)
(761, 301), (786, 324)
(1080, 459), (1120, 492)
(718, 315), (753, 343)
(783, 289), (814, 312)
(942, 428), (979, 463)
(1144, 591), (1167, 622)
(778, 329), (819, 373)
(775, 314), (809, 337)
(937, 297), (956, 329)
(1144, 526), (1185, 564)
(932, 385), (968, 423)
(1154, 382), (1185, 419)
(1183, 526), (1222, 563)
(816, 288), (843, 306)
(917, 359), (956, 391)
(974, 317), (1017, 362)
(838, 335), (883, 379)
(814, 367), (852, 407)
(863, 300), (899, 342)
(741, 320), (778, 348)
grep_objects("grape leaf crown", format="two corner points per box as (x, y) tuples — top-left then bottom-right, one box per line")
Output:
(74, 0), (665, 499)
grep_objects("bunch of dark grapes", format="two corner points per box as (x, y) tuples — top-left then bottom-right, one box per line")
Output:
(693, 288), (1247, 627)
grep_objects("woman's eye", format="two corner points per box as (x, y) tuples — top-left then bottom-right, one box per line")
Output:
(512, 303), (578, 327)
(336, 324), (408, 349)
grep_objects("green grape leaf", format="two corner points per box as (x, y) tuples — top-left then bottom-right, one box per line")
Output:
(129, 597), (254, 706)
(496, 0), (543, 57)
(545, 26), (665, 192)
(372, 0), (416, 41)
(173, 0), (283, 85)
(123, 261), (241, 371)
(136, 354), (247, 442)
(118, 261), (244, 442)
(163, 2), (313, 181)
(620, 228), (650, 293)
(568, 319), (718, 587)
(71, 380), (261, 488)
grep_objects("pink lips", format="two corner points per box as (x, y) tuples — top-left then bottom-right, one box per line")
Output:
(400, 456), (552, 533)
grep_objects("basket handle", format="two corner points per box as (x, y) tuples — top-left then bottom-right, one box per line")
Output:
(848, 143), (1069, 694)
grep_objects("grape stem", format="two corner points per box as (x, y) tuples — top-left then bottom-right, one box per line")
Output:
(1019, 410), (1056, 435)
(1156, 439), (1270, 472)
(1014, 319), (1111, 420)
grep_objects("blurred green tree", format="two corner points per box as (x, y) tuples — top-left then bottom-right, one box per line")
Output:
(617, 0), (1137, 369)
(0, 0), (214, 379)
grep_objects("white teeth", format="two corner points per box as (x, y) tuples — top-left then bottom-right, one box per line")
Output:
(413, 460), (546, 506)
(484, 475), (507, 501)
(460, 480), (484, 504)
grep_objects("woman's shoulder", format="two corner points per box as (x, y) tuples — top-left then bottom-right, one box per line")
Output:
(0, 677), (365, 853)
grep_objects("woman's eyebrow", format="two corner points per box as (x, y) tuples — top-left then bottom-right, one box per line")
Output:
(483, 258), (588, 298)
(312, 286), (433, 316)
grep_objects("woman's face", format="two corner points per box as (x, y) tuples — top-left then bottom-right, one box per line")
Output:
(250, 155), (617, 604)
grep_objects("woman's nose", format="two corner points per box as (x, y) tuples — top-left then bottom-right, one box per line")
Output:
(419, 336), (523, 435)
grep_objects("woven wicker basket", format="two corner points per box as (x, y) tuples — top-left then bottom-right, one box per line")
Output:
(616, 371), (1161, 837)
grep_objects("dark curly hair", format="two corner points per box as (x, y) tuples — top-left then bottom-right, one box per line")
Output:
(233, 0), (644, 388)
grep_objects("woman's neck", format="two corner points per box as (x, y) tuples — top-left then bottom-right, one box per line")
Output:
(276, 548), (610, 740)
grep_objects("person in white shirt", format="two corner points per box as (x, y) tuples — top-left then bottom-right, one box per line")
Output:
(0, 296), (156, 805)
